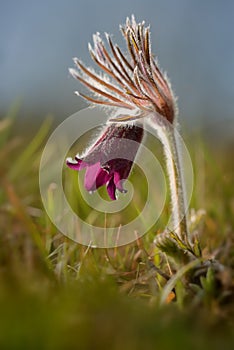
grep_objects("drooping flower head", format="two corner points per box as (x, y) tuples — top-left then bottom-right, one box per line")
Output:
(67, 16), (176, 200)
(67, 123), (143, 200)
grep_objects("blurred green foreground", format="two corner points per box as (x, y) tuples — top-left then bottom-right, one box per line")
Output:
(0, 106), (233, 349)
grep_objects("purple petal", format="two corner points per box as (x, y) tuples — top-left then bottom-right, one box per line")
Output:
(107, 177), (116, 200)
(84, 162), (102, 191)
(66, 157), (87, 170)
(96, 168), (110, 188)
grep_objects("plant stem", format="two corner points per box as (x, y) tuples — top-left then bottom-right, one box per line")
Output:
(166, 125), (190, 243)
(148, 116), (190, 244)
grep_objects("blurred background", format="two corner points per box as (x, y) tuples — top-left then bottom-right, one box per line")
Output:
(1, 0), (234, 139)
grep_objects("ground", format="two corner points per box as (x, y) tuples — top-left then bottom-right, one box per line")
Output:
(0, 107), (233, 349)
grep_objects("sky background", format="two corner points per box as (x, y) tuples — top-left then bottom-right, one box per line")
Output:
(1, 0), (234, 133)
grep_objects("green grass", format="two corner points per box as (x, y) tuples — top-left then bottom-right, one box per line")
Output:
(0, 108), (233, 349)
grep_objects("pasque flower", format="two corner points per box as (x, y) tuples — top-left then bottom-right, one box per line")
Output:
(67, 15), (177, 201)
(67, 123), (143, 200)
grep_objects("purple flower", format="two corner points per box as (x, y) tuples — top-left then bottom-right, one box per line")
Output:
(67, 16), (176, 200)
(67, 123), (143, 200)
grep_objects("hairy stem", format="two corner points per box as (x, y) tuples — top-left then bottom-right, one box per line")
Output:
(148, 116), (190, 244)
(166, 125), (190, 242)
